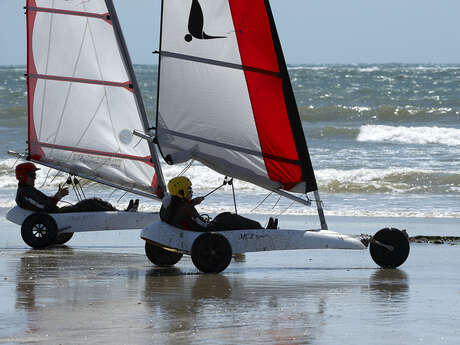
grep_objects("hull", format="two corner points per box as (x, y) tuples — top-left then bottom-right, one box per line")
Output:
(141, 221), (366, 254)
(6, 206), (158, 233)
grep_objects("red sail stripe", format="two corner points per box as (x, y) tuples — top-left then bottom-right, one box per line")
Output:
(228, 0), (302, 190)
(29, 74), (133, 90)
(27, 6), (111, 23)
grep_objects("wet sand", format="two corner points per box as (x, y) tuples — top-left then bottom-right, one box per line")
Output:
(1, 213), (460, 344)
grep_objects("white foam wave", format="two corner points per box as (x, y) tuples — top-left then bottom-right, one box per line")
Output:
(357, 125), (460, 146)
(358, 66), (380, 72)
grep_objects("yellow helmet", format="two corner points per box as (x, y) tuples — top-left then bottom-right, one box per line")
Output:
(168, 176), (192, 198)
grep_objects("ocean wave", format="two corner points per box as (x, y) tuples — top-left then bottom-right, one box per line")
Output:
(298, 105), (459, 123)
(308, 126), (360, 139)
(0, 106), (27, 127)
(317, 168), (460, 194)
(357, 125), (460, 146)
(2, 157), (458, 196)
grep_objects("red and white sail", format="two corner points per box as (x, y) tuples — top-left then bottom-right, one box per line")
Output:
(26, 0), (164, 198)
(156, 0), (317, 193)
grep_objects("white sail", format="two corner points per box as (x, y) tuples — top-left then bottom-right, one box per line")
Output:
(26, 0), (164, 197)
(156, 0), (317, 194)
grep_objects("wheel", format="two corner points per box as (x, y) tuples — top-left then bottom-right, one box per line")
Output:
(145, 242), (183, 266)
(191, 233), (232, 273)
(54, 232), (74, 245)
(21, 213), (58, 248)
(370, 228), (410, 268)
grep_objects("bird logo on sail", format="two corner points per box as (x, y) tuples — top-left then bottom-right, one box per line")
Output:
(184, 0), (226, 42)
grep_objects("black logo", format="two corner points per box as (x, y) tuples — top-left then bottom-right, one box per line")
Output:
(184, 0), (226, 42)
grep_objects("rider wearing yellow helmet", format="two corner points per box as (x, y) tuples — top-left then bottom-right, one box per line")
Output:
(167, 176), (193, 199)
(160, 176), (274, 231)
(160, 176), (207, 230)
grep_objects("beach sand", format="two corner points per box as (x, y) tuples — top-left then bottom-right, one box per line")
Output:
(1, 211), (459, 344)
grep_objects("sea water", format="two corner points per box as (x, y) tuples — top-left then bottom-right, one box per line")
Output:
(1, 64), (459, 223)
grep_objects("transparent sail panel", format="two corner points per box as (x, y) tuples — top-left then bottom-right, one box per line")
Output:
(27, 0), (161, 196)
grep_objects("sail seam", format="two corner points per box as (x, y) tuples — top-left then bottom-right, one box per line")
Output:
(28, 74), (132, 89)
(58, 18), (90, 164)
(160, 50), (282, 78)
(26, 6), (110, 21)
(160, 129), (300, 165)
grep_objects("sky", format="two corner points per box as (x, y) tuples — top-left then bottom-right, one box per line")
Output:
(0, 0), (459, 65)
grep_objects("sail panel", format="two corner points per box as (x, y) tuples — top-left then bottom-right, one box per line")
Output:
(158, 56), (272, 185)
(26, 0), (162, 197)
(157, 0), (317, 193)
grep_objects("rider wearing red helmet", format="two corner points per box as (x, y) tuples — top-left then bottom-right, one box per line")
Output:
(15, 162), (69, 213)
(15, 162), (138, 213)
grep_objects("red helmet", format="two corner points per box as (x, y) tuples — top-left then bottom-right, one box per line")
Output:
(15, 162), (40, 183)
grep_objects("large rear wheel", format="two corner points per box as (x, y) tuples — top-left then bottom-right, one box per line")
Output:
(191, 233), (232, 273)
(145, 242), (183, 267)
(370, 228), (410, 268)
(21, 213), (58, 249)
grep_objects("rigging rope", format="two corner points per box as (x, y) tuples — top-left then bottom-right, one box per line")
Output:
(272, 195), (282, 209)
(73, 177), (86, 199)
(249, 192), (272, 213)
(276, 200), (296, 217)
(178, 159), (194, 176)
(67, 176), (82, 201)
(117, 190), (129, 204)
(39, 167), (52, 188)
(203, 177), (229, 198)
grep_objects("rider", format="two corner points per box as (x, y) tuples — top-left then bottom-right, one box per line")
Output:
(15, 162), (138, 213)
(15, 162), (68, 213)
(160, 176), (278, 231)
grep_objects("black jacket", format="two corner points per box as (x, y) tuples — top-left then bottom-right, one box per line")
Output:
(160, 195), (208, 231)
(16, 183), (59, 213)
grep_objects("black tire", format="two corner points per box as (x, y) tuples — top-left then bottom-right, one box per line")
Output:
(145, 242), (183, 266)
(21, 213), (58, 249)
(370, 228), (410, 268)
(54, 232), (74, 245)
(191, 233), (232, 273)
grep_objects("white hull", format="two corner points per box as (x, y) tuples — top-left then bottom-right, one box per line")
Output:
(6, 206), (158, 233)
(141, 221), (366, 254)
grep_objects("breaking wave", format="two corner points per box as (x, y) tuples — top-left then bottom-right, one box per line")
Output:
(357, 125), (460, 146)
(317, 168), (460, 194)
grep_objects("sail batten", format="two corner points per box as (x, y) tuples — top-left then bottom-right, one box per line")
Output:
(156, 0), (318, 194)
(159, 50), (282, 77)
(29, 73), (133, 89)
(27, 6), (110, 20)
(160, 128), (301, 166)
(26, 0), (164, 199)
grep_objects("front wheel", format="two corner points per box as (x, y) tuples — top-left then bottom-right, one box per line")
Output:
(370, 227), (410, 268)
(21, 213), (58, 249)
(145, 242), (183, 266)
